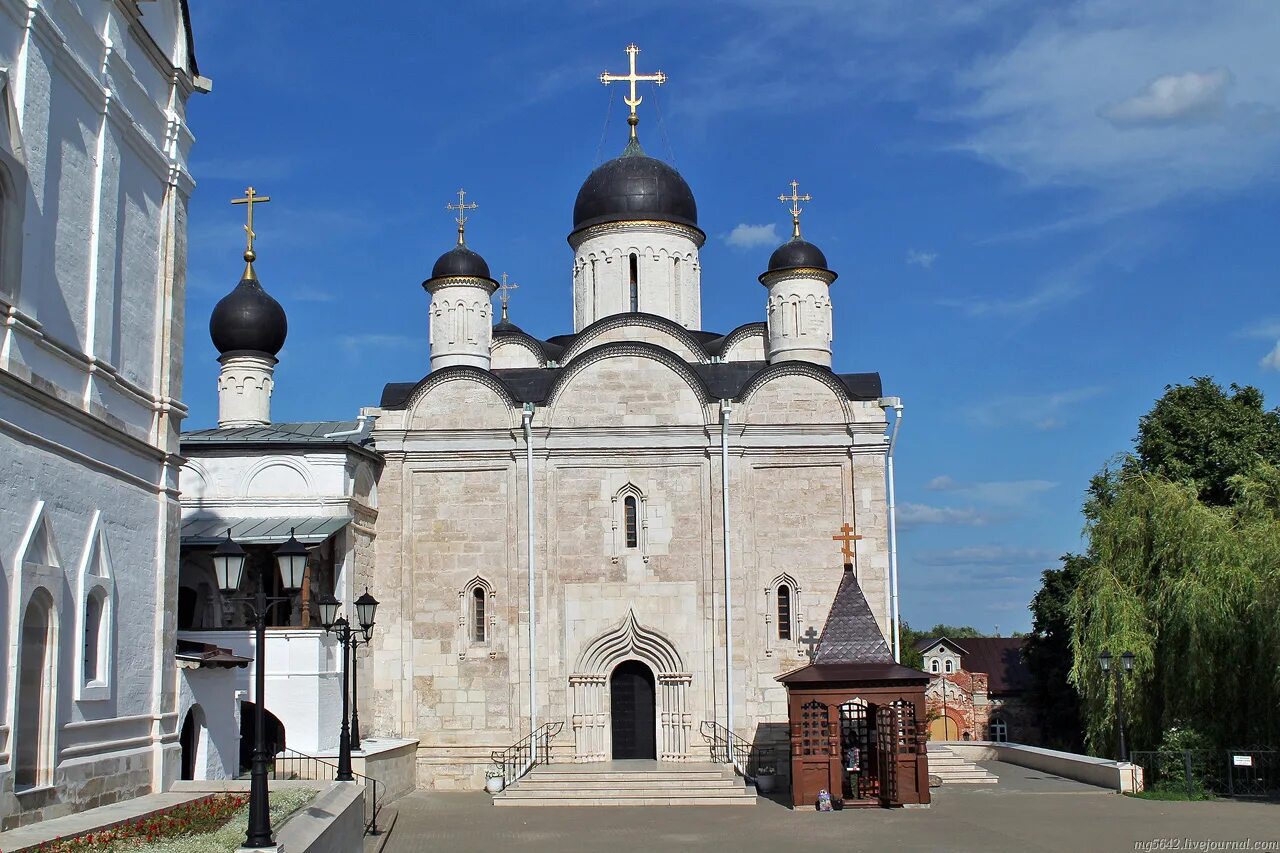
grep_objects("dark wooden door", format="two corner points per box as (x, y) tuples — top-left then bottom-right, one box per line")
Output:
(791, 699), (840, 806)
(610, 661), (656, 759)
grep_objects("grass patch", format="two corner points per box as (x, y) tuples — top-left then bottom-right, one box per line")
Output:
(31, 789), (317, 853)
(1128, 788), (1218, 801)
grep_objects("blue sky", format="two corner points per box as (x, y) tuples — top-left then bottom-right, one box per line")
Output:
(181, 1), (1280, 634)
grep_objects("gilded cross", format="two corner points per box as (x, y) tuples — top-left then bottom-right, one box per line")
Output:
(231, 186), (271, 257)
(778, 179), (811, 239)
(497, 273), (519, 322)
(600, 43), (667, 139)
(446, 188), (478, 245)
(832, 522), (863, 565)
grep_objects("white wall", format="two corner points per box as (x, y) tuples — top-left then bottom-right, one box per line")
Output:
(0, 0), (202, 827)
(177, 667), (240, 781)
(570, 223), (703, 331)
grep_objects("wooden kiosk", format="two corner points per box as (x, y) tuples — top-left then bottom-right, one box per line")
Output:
(777, 560), (931, 808)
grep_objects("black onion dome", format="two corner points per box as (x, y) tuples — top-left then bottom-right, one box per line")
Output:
(430, 243), (492, 280)
(767, 238), (829, 273)
(209, 275), (287, 356)
(572, 138), (698, 233)
(493, 318), (523, 335)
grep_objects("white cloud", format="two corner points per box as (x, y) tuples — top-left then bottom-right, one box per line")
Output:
(919, 477), (1057, 507)
(897, 503), (999, 528)
(289, 287), (335, 303)
(338, 334), (418, 352)
(917, 545), (1054, 566)
(1100, 68), (1232, 129)
(924, 475), (959, 491)
(906, 249), (937, 269)
(1261, 342), (1280, 372)
(965, 386), (1106, 431)
(725, 223), (780, 249)
(945, 277), (1086, 319)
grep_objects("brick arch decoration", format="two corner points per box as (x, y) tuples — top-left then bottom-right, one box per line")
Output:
(569, 609), (692, 762)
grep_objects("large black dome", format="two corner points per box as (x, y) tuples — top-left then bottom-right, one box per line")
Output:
(209, 274), (287, 356)
(766, 238), (832, 274)
(430, 243), (492, 280)
(573, 138), (698, 233)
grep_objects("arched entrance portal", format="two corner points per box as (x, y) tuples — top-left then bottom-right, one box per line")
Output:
(180, 705), (208, 781)
(570, 610), (692, 762)
(928, 715), (960, 741)
(610, 661), (656, 760)
(15, 590), (57, 790)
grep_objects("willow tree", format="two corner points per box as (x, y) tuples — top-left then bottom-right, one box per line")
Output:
(1067, 378), (1280, 755)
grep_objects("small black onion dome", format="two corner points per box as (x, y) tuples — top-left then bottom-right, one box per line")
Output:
(209, 269), (287, 356)
(430, 243), (492, 280)
(493, 318), (523, 335)
(572, 137), (699, 233)
(767, 238), (829, 273)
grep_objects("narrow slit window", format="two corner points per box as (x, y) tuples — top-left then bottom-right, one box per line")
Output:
(624, 496), (639, 549)
(472, 587), (486, 642)
(777, 584), (792, 640)
(629, 253), (639, 312)
(83, 592), (103, 682)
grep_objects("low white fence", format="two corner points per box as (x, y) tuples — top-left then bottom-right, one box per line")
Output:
(939, 741), (1143, 792)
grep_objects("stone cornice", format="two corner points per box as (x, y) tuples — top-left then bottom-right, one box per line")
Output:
(758, 266), (837, 287)
(568, 219), (707, 251)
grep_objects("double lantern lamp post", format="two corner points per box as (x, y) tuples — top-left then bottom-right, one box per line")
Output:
(1099, 649), (1135, 762)
(317, 589), (379, 781)
(210, 529), (376, 849)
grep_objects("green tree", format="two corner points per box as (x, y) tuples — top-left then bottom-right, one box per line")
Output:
(1063, 378), (1280, 755)
(1023, 555), (1086, 751)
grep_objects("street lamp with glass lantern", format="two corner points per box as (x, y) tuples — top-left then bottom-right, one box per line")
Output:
(1099, 649), (1135, 762)
(213, 528), (312, 849)
(318, 588), (379, 780)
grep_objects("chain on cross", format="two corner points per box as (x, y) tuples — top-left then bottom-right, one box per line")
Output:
(600, 43), (667, 139)
(446, 188), (478, 246)
(778, 179), (811, 239)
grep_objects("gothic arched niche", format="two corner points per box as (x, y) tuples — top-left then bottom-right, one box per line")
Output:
(738, 368), (850, 426)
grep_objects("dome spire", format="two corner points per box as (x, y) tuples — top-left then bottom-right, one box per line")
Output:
(778, 179), (812, 240)
(231, 185), (271, 279)
(446, 187), (478, 246)
(600, 43), (667, 141)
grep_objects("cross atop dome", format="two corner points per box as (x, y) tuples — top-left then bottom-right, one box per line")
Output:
(778, 179), (812, 240)
(600, 43), (667, 140)
(446, 188), (478, 246)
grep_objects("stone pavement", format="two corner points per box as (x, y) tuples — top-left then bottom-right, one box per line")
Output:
(383, 762), (1280, 853)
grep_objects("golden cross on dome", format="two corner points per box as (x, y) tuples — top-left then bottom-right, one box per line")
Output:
(778, 179), (812, 240)
(231, 186), (271, 259)
(497, 273), (519, 322)
(832, 522), (863, 565)
(446, 188), (478, 245)
(600, 43), (667, 140)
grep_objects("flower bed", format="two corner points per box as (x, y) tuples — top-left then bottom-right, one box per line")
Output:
(29, 790), (316, 853)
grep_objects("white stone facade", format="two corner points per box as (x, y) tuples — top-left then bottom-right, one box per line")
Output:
(570, 222), (703, 331)
(369, 316), (892, 789)
(0, 0), (204, 828)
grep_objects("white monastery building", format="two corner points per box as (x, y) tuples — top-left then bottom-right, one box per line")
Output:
(0, 0), (205, 828)
(176, 44), (906, 793)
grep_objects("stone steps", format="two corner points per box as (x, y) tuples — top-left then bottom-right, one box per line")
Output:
(493, 761), (759, 807)
(927, 746), (999, 785)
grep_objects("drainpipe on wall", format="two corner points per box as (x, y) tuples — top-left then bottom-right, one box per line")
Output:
(719, 400), (734, 736)
(522, 403), (537, 738)
(880, 397), (904, 663)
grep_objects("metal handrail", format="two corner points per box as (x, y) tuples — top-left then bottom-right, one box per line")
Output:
(268, 746), (385, 834)
(490, 721), (564, 788)
(700, 720), (767, 780)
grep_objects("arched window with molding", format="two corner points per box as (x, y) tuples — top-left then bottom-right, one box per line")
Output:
(77, 514), (114, 700)
(612, 484), (648, 561)
(764, 573), (801, 656)
(460, 576), (494, 656)
(628, 253), (639, 312)
(930, 659), (939, 674)
(944, 658), (953, 674)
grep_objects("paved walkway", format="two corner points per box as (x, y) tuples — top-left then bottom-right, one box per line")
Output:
(384, 762), (1280, 853)
(0, 792), (207, 852)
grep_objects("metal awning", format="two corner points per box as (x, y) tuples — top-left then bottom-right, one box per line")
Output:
(181, 515), (351, 546)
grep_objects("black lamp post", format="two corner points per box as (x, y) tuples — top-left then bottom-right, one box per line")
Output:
(318, 588), (378, 781)
(1099, 650), (1136, 762)
(348, 589), (378, 749)
(213, 528), (311, 849)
